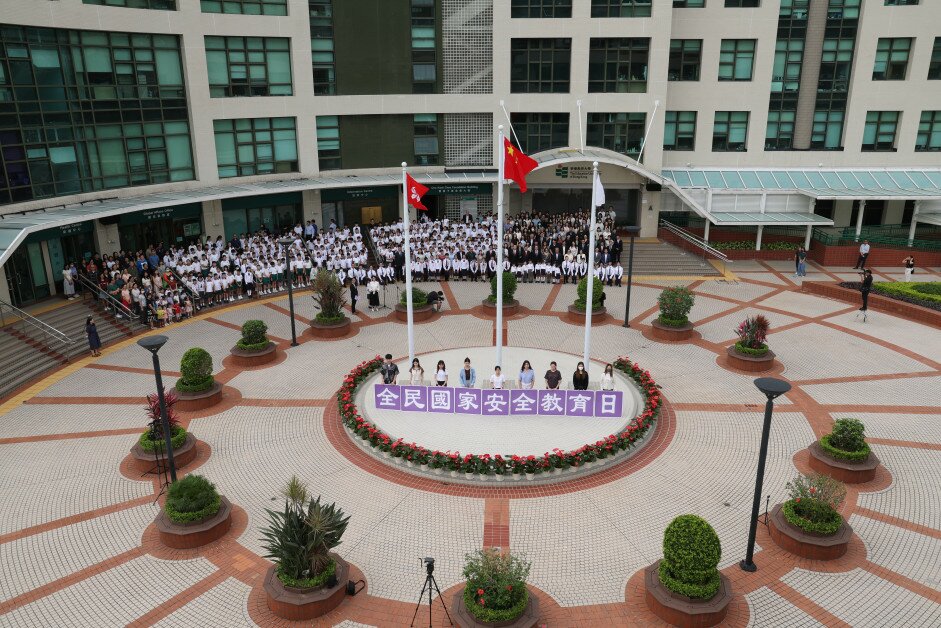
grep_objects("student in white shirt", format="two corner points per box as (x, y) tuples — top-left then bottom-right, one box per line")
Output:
(600, 364), (615, 391)
(489, 366), (506, 389)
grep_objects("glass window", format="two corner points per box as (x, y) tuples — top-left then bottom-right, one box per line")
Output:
(586, 112), (645, 160)
(861, 111), (899, 151)
(200, 0), (287, 15)
(827, 0), (860, 19)
(772, 39), (803, 92)
(810, 110), (844, 149)
(818, 37), (854, 94)
(673, 0), (705, 6)
(509, 113), (569, 154)
(884, 0), (918, 5)
(930, 38), (941, 80)
(82, 0), (176, 9)
(310, 1), (337, 95)
(591, 1), (652, 17)
(213, 117), (297, 177)
(204, 36), (292, 97)
(712, 111), (749, 151)
(511, 0), (572, 18)
(779, 0), (810, 17)
(725, 1), (760, 6)
(669, 40), (701, 81)
(872, 38), (911, 81)
(588, 38), (649, 93)
(916, 111), (941, 152)
(414, 114), (440, 165)
(411, 0), (438, 94)
(510, 39), (572, 93)
(719, 40), (756, 81)
(765, 110), (795, 150)
(664, 111), (696, 151)
(316, 115), (341, 170)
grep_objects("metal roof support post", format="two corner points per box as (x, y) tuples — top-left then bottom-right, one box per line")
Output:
(805, 224), (813, 249)
(908, 201), (920, 247)
(756, 225), (764, 252)
(703, 220), (710, 243)
(855, 200), (866, 242)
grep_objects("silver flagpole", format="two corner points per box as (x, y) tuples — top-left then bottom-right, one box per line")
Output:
(401, 162), (415, 366)
(584, 162), (599, 367)
(496, 126), (505, 369)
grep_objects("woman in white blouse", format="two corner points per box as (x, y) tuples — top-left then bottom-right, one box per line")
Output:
(435, 360), (448, 386)
(600, 364), (615, 391)
(489, 366), (506, 389)
(409, 358), (424, 385)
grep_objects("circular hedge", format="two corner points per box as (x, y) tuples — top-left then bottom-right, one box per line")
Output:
(573, 277), (605, 312)
(138, 424), (187, 453)
(165, 474), (221, 524)
(178, 348), (214, 393)
(487, 271), (518, 304)
(400, 286), (429, 308)
(782, 499), (842, 535)
(237, 320), (269, 351)
(658, 514), (722, 600)
(733, 342), (770, 357)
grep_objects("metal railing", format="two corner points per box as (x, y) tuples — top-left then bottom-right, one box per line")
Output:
(167, 267), (205, 310)
(659, 219), (731, 275)
(75, 274), (141, 325)
(0, 299), (75, 348)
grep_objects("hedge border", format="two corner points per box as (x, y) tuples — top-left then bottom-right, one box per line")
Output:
(781, 499), (842, 536)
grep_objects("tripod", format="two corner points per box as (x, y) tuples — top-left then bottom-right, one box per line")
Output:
(410, 558), (453, 628)
(145, 419), (171, 504)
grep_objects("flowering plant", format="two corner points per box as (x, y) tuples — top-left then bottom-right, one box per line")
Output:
(734, 314), (770, 350)
(657, 286), (695, 326)
(462, 548), (531, 623)
(782, 473), (846, 535)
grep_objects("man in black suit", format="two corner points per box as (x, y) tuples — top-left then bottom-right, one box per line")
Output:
(349, 281), (358, 315)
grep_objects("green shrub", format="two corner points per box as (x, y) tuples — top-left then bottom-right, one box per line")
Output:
(820, 434), (870, 462)
(178, 348), (214, 393)
(733, 342), (770, 357)
(765, 241), (800, 251)
(139, 424), (187, 453)
(783, 473), (846, 536)
(277, 560), (336, 589)
(827, 418), (867, 454)
(314, 312), (347, 325)
(311, 269), (347, 320)
(658, 315), (689, 327)
(734, 314), (770, 350)
(712, 240), (754, 250)
(238, 320), (268, 350)
(658, 286), (695, 321)
(165, 474), (221, 524)
(487, 271), (518, 303)
(870, 281), (941, 311)
(572, 276), (605, 312)
(462, 548), (531, 623)
(400, 286), (429, 307)
(658, 515), (722, 600)
(782, 499), (842, 535)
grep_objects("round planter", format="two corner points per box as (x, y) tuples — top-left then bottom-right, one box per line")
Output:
(228, 342), (278, 367)
(172, 382), (224, 412)
(725, 346), (776, 373)
(308, 316), (352, 339)
(650, 319), (695, 342)
(264, 554), (351, 621)
(130, 432), (198, 474)
(481, 299), (520, 317)
(768, 503), (852, 560)
(155, 496), (233, 549)
(565, 305), (607, 325)
(644, 560), (732, 628)
(807, 441), (880, 484)
(451, 586), (540, 628)
(394, 303), (436, 322)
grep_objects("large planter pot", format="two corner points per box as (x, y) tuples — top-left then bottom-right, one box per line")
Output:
(451, 586), (540, 628)
(394, 303), (435, 322)
(768, 503), (852, 560)
(644, 560), (732, 628)
(807, 440), (880, 484)
(172, 382), (224, 412)
(308, 316), (352, 339)
(481, 299), (520, 317)
(155, 496), (232, 549)
(130, 432), (198, 474)
(264, 554), (350, 621)
(650, 318), (695, 341)
(565, 305), (607, 325)
(725, 346), (776, 373)
(228, 342), (278, 367)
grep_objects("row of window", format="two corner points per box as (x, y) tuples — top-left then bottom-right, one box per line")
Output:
(82, 0), (288, 15)
(511, 0), (917, 16)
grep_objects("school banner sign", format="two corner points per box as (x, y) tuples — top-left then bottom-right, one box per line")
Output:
(373, 384), (623, 418)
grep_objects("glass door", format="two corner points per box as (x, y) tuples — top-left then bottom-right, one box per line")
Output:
(4, 242), (50, 306)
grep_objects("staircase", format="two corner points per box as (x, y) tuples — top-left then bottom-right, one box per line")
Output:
(619, 241), (723, 276)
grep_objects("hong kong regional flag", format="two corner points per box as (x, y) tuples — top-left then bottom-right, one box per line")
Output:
(405, 173), (429, 211)
(503, 137), (538, 193)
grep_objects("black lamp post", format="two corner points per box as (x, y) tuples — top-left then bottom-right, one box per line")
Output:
(622, 225), (641, 327)
(278, 237), (299, 347)
(740, 376), (791, 572)
(138, 335), (177, 483)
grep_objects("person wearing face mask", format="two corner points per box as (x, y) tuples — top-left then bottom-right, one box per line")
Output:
(572, 361), (589, 390)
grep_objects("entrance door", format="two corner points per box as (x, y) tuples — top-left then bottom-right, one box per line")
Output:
(3, 242), (50, 306)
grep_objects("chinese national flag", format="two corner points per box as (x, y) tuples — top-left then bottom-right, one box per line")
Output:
(405, 173), (429, 211)
(503, 138), (538, 193)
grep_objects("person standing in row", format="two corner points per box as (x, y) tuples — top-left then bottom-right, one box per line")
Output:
(435, 360), (448, 386)
(63, 265), (77, 300)
(380, 353), (399, 384)
(409, 358), (424, 385)
(853, 240), (871, 270)
(600, 364), (615, 391)
(489, 366), (505, 389)
(902, 255), (915, 282)
(572, 362), (589, 390)
(459, 357), (476, 387)
(349, 280), (358, 315)
(518, 360), (535, 390)
(544, 361), (562, 390)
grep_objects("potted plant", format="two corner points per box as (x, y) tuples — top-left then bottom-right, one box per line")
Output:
(725, 315), (776, 372)
(309, 270), (351, 339)
(395, 286), (435, 322)
(482, 271), (520, 315)
(172, 347), (222, 411)
(155, 474), (232, 549)
(808, 418), (881, 483)
(229, 319), (278, 366)
(130, 391), (199, 473)
(650, 286), (696, 341)
(644, 515), (732, 628)
(566, 277), (606, 323)
(261, 476), (354, 620)
(768, 473), (852, 560)
(452, 548), (538, 628)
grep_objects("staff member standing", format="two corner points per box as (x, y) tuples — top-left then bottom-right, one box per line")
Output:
(489, 366), (505, 389)
(572, 362), (589, 390)
(853, 240), (871, 270)
(459, 358), (476, 387)
(544, 361), (562, 390)
(858, 269), (873, 322)
(349, 280), (359, 315)
(902, 255), (915, 282)
(380, 353), (399, 384)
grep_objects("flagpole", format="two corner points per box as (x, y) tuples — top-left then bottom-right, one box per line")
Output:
(584, 162), (599, 367)
(401, 162), (415, 366)
(496, 125), (505, 369)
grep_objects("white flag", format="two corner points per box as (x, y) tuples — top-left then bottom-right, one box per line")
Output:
(593, 171), (605, 206)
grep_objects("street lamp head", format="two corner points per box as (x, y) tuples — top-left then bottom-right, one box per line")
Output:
(137, 335), (168, 354)
(277, 236), (293, 247)
(625, 226), (641, 237)
(754, 377), (790, 400)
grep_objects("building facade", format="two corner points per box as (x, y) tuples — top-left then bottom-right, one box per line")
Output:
(1, 0), (940, 305)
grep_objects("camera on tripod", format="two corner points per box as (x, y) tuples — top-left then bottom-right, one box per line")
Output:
(411, 556), (452, 626)
(421, 556), (435, 575)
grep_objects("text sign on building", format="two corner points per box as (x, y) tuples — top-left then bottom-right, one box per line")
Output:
(374, 384), (622, 418)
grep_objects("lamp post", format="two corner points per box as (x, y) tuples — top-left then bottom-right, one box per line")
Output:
(622, 225), (641, 327)
(740, 377), (791, 572)
(138, 335), (177, 483)
(278, 237), (299, 347)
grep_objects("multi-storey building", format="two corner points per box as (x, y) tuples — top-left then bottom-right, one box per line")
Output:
(1, 0), (939, 305)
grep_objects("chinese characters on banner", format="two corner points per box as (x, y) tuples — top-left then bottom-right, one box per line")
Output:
(373, 385), (623, 418)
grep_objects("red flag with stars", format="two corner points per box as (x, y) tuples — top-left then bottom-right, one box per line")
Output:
(503, 137), (538, 193)
(405, 173), (429, 211)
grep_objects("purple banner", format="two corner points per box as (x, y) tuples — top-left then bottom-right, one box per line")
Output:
(374, 384), (401, 410)
(595, 391), (623, 418)
(481, 389), (511, 416)
(537, 390), (566, 416)
(565, 390), (595, 417)
(428, 387), (455, 413)
(456, 388), (482, 414)
(509, 389), (539, 415)
(401, 385), (428, 411)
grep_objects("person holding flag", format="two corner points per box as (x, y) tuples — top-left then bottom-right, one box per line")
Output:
(400, 165), (429, 366)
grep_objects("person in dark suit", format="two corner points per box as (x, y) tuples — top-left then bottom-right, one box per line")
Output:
(349, 281), (359, 315)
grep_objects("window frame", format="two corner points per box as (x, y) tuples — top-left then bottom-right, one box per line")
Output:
(861, 110), (900, 152)
(510, 38), (572, 93)
(668, 39), (702, 82)
(663, 111), (697, 151)
(588, 38), (650, 93)
(712, 111), (750, 152)
(718, 39), (757, 81)
(915, 110), (941, 152)
(872, 37), (912, 81)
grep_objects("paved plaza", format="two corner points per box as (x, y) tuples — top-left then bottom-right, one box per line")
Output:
(1, 262), (940, 627)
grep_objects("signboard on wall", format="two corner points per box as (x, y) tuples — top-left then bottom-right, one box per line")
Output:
(118, 203), (202, 226)
(321, 186), (398, 202)
(24, 220), (94, 244)
(425, 183), (492, 196)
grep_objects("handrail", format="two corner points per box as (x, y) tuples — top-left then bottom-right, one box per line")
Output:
(168, 266), (204, 310)
(0, 299), (74, 345)
(659, 219), (730, 262)
(75, 273), (139, 323)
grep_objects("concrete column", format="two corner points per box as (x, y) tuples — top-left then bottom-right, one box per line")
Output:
(854, 200), (866, 241)
(302, 189), (323, 226)
(756, 225), (764, 251)
(706, 189), (713, 214)
(93, 221), (120, 255)
(792, 0), (830, 149)
(760, 193), (767, 213)
(703, 220), (710, 242)
(805, 224), (813, 249)
(202, 200), (225, 241)
(908, 201), (920, 246)
(40, 241), (56, 296)
(0, 267), (11, 305)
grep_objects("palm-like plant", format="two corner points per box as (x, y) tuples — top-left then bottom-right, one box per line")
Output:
(311, 269), (347, 321)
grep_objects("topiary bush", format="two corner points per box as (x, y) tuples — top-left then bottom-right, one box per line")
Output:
(312, 269), (348, 324)
(487, 271), (518, 304)
(658, 515), (722, 600)
(237, 319), (269, 351)
(658, 286), (695, 327)
(462, 548), (531, 623)
(820, 418), (870, 462)
(400, 286), (429, 308)
(165, 474), (221, 524)
(177, 347), (214, 393)
(573, 277), (605, 312)
(782, 473), (846, 535)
